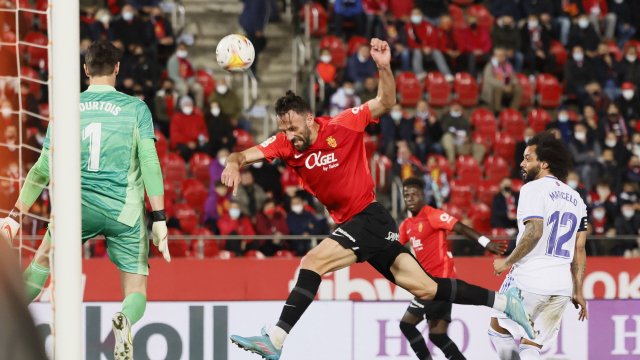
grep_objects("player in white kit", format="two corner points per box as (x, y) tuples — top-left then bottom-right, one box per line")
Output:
(489, 131), (589, 360)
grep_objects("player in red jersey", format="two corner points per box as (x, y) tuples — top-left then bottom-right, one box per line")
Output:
(399, 177), (506, 360)
(223, 38), (534, 360)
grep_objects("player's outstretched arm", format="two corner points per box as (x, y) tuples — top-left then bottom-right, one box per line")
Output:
(493, 219), (543, 275)
(452, 222), (507, 255)
(222, 146), (265, 196)
(571, 230), (588, 321)
(0, 149), (51, 242)
(367, 38), (396, 119)
(138, 138), (171, 262)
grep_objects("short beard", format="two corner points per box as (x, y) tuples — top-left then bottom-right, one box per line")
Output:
(294, 127), (312, 151)
(522, 165), (540, 183)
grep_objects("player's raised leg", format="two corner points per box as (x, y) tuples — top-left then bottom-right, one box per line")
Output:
(230, 238), (356, 359)
(389, 253), (536, 338)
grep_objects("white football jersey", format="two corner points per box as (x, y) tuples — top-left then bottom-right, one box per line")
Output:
(510, 176), (588, 296)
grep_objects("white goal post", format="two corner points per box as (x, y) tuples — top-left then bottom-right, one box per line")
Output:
(49, 0), (82, 358)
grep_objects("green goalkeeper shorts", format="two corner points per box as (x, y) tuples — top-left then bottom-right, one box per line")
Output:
(44, 205), (149, 275)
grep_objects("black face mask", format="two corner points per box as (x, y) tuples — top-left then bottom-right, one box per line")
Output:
(470, 23), (477, 29)
(502, 186), (512, 193)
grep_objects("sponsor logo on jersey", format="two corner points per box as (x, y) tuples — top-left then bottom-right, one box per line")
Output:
(326, 136), (337, 148)
(305, 151), (339, 171)
(260, 135), (276, 148)
(410, 236), (423, 250)
(385, 232), (399, 241)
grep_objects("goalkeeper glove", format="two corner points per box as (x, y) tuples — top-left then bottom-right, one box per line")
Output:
(151, 210), (171, 262)
(0, 208), (21, 243)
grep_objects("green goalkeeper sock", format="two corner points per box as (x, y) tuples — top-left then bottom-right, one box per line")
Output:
(122, 292), (147, 325)
(23, 261), (50, 302)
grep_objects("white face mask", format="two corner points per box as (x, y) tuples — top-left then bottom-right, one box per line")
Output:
(218, 156), (227, 166)
(450, 110), (462, 118)
(122, 11), (134, 21)
(558, 113), (569, 122)
(216, 85), (228, 94)
(100, 15), (110, 24)
(524, 136), (532, 143)
(574, 132), (586, 141)
(229, 208), (241, 219)
(578, 18), (589, 29)
(622, 209), (635, 219)
(605, 139), (617, 147)
(182, 106), (193, 115)
(411, 15), (422, 24)
(623, 90), (635, 100)
(568, 180), (578, 189)
(291, 204), (304, 214)
(626, 54), (637, 63)
(390, 110), (402, 121)
(614, 0), (623, 4)
(176, 50), (188, 59)
(527, 20), (538, 29)
(320, 55), (332, 63)
(357, 55), (368, 63)
(634, 144), (640, 156)
(210, 107), (221, 116)
(573, 52), (584, 62)
(1, 107), (11, 118)
(252, 162), (263, 168)
(593, 209), (605, 220)
(344, 87), (355, 96)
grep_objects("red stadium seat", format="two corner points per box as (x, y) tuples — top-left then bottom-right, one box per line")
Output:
(233, 129), (255, 152)
(182, 180), (209, 213)
(189, 152), (212, 184)
(466, 4), (493, 30)
(244, 250), (266, 259)
(526, 108), (551, 133)
(476, 178), (500, 206)
(93, 239), (107, 257)
(427, 154), (453, 179)
(441, 203), (465, 220)
(471, 108), (497, 138)
(396, 72), (423, 107)
(471, 132), (494, 153)
(483, 155), (511, 181)
(347, 36), (368, 55)
(493, 134), (516, 164)
(536, 73), (562, 108)
(549, 40), (567, 70)
(515, 73), (533, 109)
(274, 250), (297, 258)
(217, 250), (236, 259)
(449, 180), (473, 208)
(448, 4), (466, 29)
(195, 69), (216, 100)
(454, 72), (479, 107)
(511, 178), (523, 192)
(155, 130), (169, 159)
(20, 66), (42, 100)
(455, 156), (481, 189)
(161, 152), (187, 185)
(300, 2), (329, 37)
(22, 31), (48, 70)
(469, 203), (492, 234)
(499, 109), (526, 141)
(370, 153), (393, 192)
(606, 40), (623, 62)
(425, 72), (451, 107)
(319, 35), (347, 68)
(174, 203), (199, 234)
(190, 227), (219, 258)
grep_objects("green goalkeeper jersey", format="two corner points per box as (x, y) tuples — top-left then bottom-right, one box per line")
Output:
(44, 85), (155, 227)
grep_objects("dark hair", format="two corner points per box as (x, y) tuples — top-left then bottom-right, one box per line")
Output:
(84, 40), (122, 76)
(275, 91), (311, 117)
(527, 130), (573, 182)
(402, 177), (425, 191)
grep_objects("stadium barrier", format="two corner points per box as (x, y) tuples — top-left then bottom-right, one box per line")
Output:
(29, 300), (638, 359)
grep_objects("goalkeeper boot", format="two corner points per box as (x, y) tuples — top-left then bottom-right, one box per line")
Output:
(504, 287), (537, 339)
(230, 326), (282, 360)
(112, 312), (133, 360)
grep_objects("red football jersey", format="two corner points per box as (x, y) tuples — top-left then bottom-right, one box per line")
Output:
(258, 105), (377, 224)
(399, 205), (459, 278)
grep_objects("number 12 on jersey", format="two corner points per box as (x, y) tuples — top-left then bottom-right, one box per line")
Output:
(545, 210), (577, 258)
(82, 122), (102, 172)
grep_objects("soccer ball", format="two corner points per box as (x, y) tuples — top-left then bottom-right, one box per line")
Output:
(216, 34), (255, 72)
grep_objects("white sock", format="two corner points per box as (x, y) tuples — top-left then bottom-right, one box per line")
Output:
(488, 328), (519, 360)
(519, 344), (541, 360)
(493, 293), (507, 312)
(268, 326), (288, 349)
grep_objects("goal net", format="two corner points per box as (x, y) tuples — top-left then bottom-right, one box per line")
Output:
(0, 0), (81, 358)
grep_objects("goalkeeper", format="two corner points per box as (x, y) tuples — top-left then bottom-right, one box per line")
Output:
(0, 40), (170, 360)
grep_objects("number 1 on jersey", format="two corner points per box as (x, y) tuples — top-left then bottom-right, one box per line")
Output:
(83, 122), (102, 172)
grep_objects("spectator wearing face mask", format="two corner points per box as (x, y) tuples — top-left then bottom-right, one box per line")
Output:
(167, 42), (205, 108)
(414, 100), (443, 157)
(609, 0), (638, 49)
(205, 101), (235, 155)
(315, 48), (338, 108)
(593, 42), (620, 100)
(218, 200), (256, 255)
(625, 155), (640, 184)
(520, 14), (553, 74)
(617, 82), (640, 125)
(565, 45), (596, 101)
(110, 5), (156, 55)
(209, 148), (230, 187)
(603, 103), (629, 142)
(566, 171), (588, 202)
(629, 133), (640, 158)
(153, 78), (178, 136)
(149, 6), (175, 64)
(568, 122), (602, 191)
(378, 104), (413, 157)
(286, 195), (316, 256)
(589, 181), (620, 221)
(90, 8), (112, 41)
(491, 15), (523, 71)
(404, 8), (453, 80)
(255, 200), (290, 256)
(617, 46), (640, 89)
(456, 16), (491, 77)
(615, 200), (640, 236)
(345, 44), (377, 90)
(423, 155), (450, 208)
(249, 159), (283, 200)
(208, 78), (242, 121)
(204, 180), (232, 227)
(546, 108), (575, 143)
(568, 14), (600, 56)
(235, 170), (267, 218)
(440, 102), (484, 165)
(583, 0), (616, 39)
(481, 47), (522, 113)
(329, 81), (361, 116)
(491, 178), (518, 231)
(169, 96), (208, 161)
(589, 203), (612, 236)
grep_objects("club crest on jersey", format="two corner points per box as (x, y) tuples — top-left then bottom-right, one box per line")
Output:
(326, 136), (337, 148)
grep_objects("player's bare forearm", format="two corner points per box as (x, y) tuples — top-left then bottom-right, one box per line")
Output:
(368, 65), (396, 119)
(453, 222), (481, 241)
(571, 231), (587, 295)
(504, 219), (543, 266)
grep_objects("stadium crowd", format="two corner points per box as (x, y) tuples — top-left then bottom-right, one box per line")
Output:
(0, 0), (639, 259)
